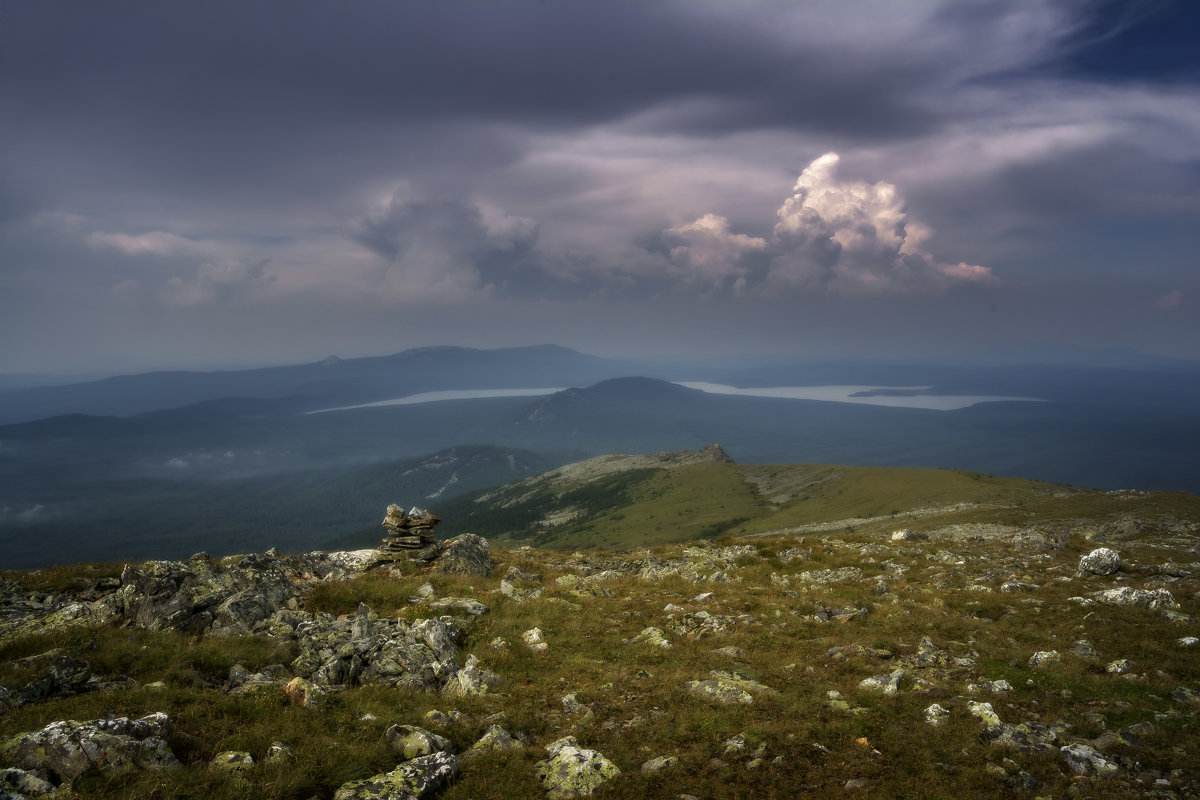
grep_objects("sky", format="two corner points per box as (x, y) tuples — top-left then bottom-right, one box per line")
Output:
(2, 0), (1199, 374)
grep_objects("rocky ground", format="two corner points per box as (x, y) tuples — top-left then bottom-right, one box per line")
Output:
(1, 515), (1198, 799)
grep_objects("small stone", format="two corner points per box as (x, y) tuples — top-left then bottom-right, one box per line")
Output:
(1060, 743), (1118, 777)
(387, 724), (455, 761)
(925, 703), (950, 726)
(333, 752), (457, 800)
(641, 755), (678, 772)
(627, 626), (672, 649)
(1171, 687), (1200, 706)
(469, 724), (523, 754)
(968, 701), (1002, 726)
(265, 741), (296, 764)
(1028, 650), (1061, 669)
(1180, 636), (1199, 647)
(858, 669), (904, 695)
(284, 677), (329, 709)
(523, 628), (549, 652)
(1106, 658), (1132, 674)
(210, 750), (254, 774)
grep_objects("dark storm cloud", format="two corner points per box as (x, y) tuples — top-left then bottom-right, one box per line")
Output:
(2, 1), (1199, 371)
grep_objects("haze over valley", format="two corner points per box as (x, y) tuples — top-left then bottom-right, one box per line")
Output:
(2, 344), (1198, 568)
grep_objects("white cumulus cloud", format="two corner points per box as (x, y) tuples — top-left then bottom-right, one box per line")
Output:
(661, 213), (767, 292)
(767, 153), (996, 294)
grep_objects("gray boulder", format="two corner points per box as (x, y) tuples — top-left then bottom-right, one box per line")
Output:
(333, 752), (457, 800)
(432, 534), (493, 576)
(3, 713), (179, 784)
(387, 725), (455, 760)
(534, 737), (621, 799)
(1079, 547), (1122, 575)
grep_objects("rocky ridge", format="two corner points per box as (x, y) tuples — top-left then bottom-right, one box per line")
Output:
(2, 510), (1199, 798)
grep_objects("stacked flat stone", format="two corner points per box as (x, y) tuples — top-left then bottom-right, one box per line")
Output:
(375, 504), (442, 563)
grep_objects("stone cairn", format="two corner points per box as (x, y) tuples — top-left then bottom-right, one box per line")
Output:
(374, 504), (442, 564)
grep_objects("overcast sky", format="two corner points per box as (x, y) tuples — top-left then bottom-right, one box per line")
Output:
(2, 0), (1198, 374)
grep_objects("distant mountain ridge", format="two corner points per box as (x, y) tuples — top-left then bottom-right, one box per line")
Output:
(0, 344), (637, 424)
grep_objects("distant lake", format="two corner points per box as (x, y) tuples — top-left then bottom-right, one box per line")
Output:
(676, 382), (1041, 411)
(309, 387), (568, 413)
(311, 382), (1040, 414)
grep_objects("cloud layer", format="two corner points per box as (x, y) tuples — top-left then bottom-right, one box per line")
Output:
(1, 1), (1198, 370)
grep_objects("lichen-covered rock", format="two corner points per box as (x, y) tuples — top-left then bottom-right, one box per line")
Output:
(858, 669), (904, 695)
(534, 737), (621, 799)
(1079, 547), (1122, 575)
(1028, 650), (1061, 668)
(522, 628), (548, 652)
(2, 655), (92, 709)
(686, 670), (775, 705)
(210, 750), (254, 774)
(1171, 687), (1200, 706)
(333, 752), (457, 800)
(1094, 587), (1177, 609)
(640, 755), (678, 772)
(967, 701), (1001, 726)
(499, 566), (543, 602)
(924, 704), (949, 726)
(387, 724), (455, 760)
(1060, 743), (1118, 777)
(1070, 640), (1101, 660)
(914, 637), (948, 667)
(432, 534), (493, 576)
(1, 767), (56, 798)
(265, 741), (296, 764)
(797, 567), (863, 584)
(428, 597), (489, 616)
(3, 712), (179, 784)
(468, 724), (523, 755)
(283, 676), (330, 709)
(626, 626), (671, 649)
(980, 722), (1060, 754)
(442, 655), (504, 697)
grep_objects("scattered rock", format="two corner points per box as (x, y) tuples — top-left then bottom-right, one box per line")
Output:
(210, 750), (254, 775)
(429, 597), (489, 616)
(3, 712), (179, 784)
(968, 701), (1002, 726)
(284, 676), (330, 709)
(858, 669), (904, 695)
(797, 567), (863, 584)
(686, 670), (776, 705)
(1028, 650), (1061, 668)
(640, 755), (678, 772)
(265, 741), (296, 764)
(925, 703), (950, 726)
(1060, 742), (1118, 777)
(1079, 547), (1122, 575)
(1094, 587), (1178, 609)
(980, 722), (1060, 754)
(387, 724), (455, 760)
(443, 655), (504, 697)
(333, 752), (457, 800)
(522, 627), (548, 652)
(626, 626), (671, 649)
(432, 533), (493, 577)
(534, 737), (621, 799)
(469, 724), (523, 755)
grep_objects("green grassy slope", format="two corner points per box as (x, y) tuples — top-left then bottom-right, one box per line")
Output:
(434, 454), (1200, 552)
